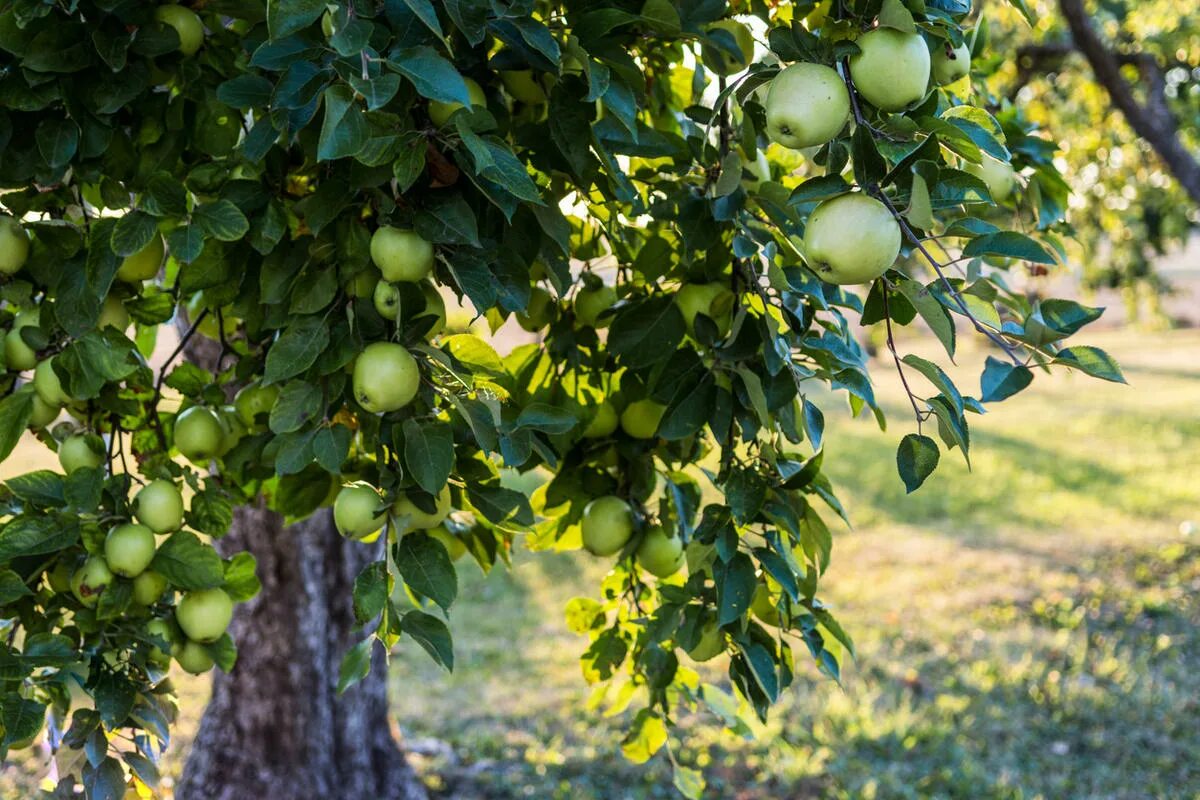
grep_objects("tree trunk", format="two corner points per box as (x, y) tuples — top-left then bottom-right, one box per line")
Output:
(175, 502), (428, 800)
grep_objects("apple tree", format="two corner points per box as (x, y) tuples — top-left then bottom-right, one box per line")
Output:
(0, 1), (1122, 797)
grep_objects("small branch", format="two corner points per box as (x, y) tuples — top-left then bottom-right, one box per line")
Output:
(148, 308), (209, 450)
(882, 290), (926, 432)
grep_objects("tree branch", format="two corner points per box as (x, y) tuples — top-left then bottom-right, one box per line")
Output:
(1056, 0), (1200, 205)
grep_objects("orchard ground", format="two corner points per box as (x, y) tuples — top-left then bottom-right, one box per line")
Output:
(3, 327), (1198, 799)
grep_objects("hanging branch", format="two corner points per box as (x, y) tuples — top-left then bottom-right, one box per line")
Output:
(882, 290), (927, 431)
(147, 308), (209, 449)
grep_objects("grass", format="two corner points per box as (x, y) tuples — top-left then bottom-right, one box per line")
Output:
(5, 328), (1199, 799)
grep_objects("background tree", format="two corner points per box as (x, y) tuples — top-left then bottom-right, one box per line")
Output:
(0, 1), (1121, 798)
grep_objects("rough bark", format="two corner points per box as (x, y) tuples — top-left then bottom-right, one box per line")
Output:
(175, 503), (429, 800)
(1056, 0), (1200, 205)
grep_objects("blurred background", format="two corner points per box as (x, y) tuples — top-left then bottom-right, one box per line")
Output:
(4, 0), (1200, 797)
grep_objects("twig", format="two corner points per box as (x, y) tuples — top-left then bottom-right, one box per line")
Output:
(148, 308), (209, 449)
(882, 290), (926, 432)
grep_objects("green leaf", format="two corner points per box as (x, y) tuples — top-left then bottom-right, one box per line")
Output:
(388, 46), (471, 106)
(608, 296), (685, 369)
(1, 696), (45, 747)
(92, 669), (136, 729)
(397, 609), (454, 671)
(897, 433), (939, 493)
(901, 354), (964, 417)
(466, 483), (534, 527)
(673, 764), (706, 800)
(414, 193), (480, 246)
(353, 561), (388, 625)
(36, 118), (79, 167)
(962, 232), (1055, 264)
(0, 389), (35, 463)
(267, 0), (326, 39)
(269, 382), (323, 434)
(318, 85), (367, 162)
(906, 172), (934, 230)
(263, 316), (330, 384)
(402, 0), (445, 38)
(0, 516), (79, 561)
(195, 200), (250, 242)
(111, 211), (158, 258)
(150, 531), (225, 590)
(878, 0), (916, 32)
(336, 637), (374, 694)
(620, 709), (667, 764)
(514, 403), (577, 435)
(394, 532), (457, 610)
(716, 552), (756, 625)
(980, 356), (1033, 402)
(897, 278), (956, 358)
(55, 331), (139, 399)
(457, 128), (543, 204)
(1053, 346), (1126, 384)
(401, 418), (455, 495)
(0, 570), (33, 605)
(222, 553), (261, 602)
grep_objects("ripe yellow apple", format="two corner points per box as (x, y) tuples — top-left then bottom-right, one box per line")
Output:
(176, 588), (234, 643)
(582, 401), (618, 438)
(393, 485), (451, 532)
(803, 193), (900, 285)
(352, 342), (420, 413)
(97, 295), (130, 331)
(428, 524), (467, 561)
(429, 77), (487, 127)
(636, 527), (685, 577)
(932, 40), (971, 85)
(174, 639), (214, 674)
(500, 70), (547, 104)
(702, 19), (755, 76)
(516, 286), (555, 331)
(765, 63), (850, 149)
(849, 28), (931, 111)
(155, 5), (205, 57)
(675, 283), (734, 338)
(333, 482), (387, 541)
(620, 398), (666, 440)
(581, 495), (634, 556)
(104, 523), (157, 578)
(133, 571), (169, 606)
(370, 226), (434, 283)
(70, 556), (113, 607)
(0, 216), (30, 275)
(174, 406), (224, 463)
(686, 620), (724, 662)
(574, 284), (616, 329)
(60, 433), (105, 474)
(965, 154), (1017, 202)
(5, 310), (39, 371)
(233, 381), (279, 431)
(135, 479), (185, 533)
(33, 358), (69, 407)
(116, 235), (164, 282)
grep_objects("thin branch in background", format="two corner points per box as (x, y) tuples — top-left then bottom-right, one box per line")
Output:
(148, 308), (209, 450)
(882, 289), (927, 433)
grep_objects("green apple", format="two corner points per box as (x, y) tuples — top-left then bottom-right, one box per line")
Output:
(116, 234), (164, 282)
(765, 63), (850, 149)
(176, 588), (233, 643)
(29, 393), (59, 429)
(393, 485), (451, 532)
(803, 193), (900, 285)
(133, 571), (169, 606)
(5, 311), (39, 371)
(582, 401), (618, 438)
(516, 286), (555, 331)
(145, 617), (175, 666)
(333, 482), (387, 541)
(620, 399), (666, 440)
(581, 495), (634, 556)
(702, 19), (755, 76)
(233, 381), (279, 430)
(60, 433), (105, 474)
(932, 40), (971, 85)
(155, 4), (205, 56)
(104, 523), (157, 578)
(346, 267), (380, 298)
(636, 526), (685, 578)
(370, 227), (434, 283)
(428, 77), (486, 126)
(174, 406), (224, 463)
(429, 524), (467, 561)
(174, 639), (214, 674)
(353, 342), (420, 413)
(373, 280), (401, 320)
(70, 556), (113, 607)
(216, 405), (245, 455)
(750, 583), (781, 626)
(0, 216), (30, 275)
(574, 284), (616, 329)
(965, 155), (1017, 202)
(46, 556), (75, 594)
(417, 281), (446, 337)
(135, 479), (185, 533)
(33, 358), (69, 407)
(675, 283), (734, 338)
(186, 294), (239, 341)
(849, 28), (931, 111)
(500, 70), (547, 104)
(686, 621), (725, 662)
(97, 295), (130, 331)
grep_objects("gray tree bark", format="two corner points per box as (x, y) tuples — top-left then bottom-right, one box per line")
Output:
(175, 502), (429, 800)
